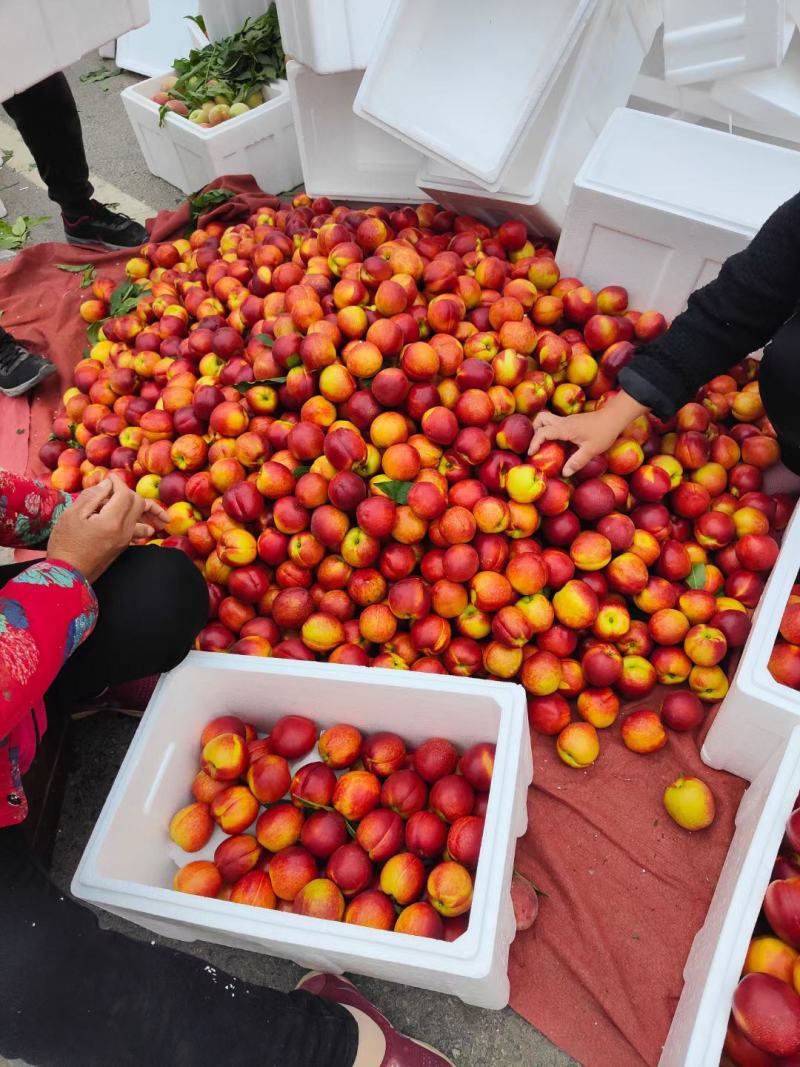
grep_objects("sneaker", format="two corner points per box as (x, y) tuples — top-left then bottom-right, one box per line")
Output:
(0, 331), (56, 397)
(70, 674), (159, 720)
(63, 200), (148, 250)
(295, 973), (456, 1066)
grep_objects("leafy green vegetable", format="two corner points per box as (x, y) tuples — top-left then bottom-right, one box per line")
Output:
(80, 65), (121, 84)
(0, 215), (50, 250)
(56, 263), (96, 288)
(159, 5), (285, 126)
(687, 563), (707, 590)
(376, 480), (413, 505)
(186, 187), (235, 233)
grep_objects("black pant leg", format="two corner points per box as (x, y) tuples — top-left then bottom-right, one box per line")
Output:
(759, 312), (800, 474)
(0, 826), (358, 1067)
(47, 545), (209, 710)
(2, 72), (93, 214)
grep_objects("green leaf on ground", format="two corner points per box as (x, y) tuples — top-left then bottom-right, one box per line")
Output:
(687, 563), (707, 590)
(56, 263), (96, 288)
(80, 65), (121, 84)
(376, 479), (413, 504)
(0, 149), (12, 166)
(0, 215), (50, 250)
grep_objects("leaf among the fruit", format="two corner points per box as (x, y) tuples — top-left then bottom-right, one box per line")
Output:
(377, 480), (413, 505)
(687, 563), (707, 590)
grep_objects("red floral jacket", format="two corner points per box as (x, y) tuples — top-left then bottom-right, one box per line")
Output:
(0, 472), (98, 828)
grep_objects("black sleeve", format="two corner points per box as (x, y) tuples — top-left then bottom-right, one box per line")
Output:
(617, 189), (800, 420)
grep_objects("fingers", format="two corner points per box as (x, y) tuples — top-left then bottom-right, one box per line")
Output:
(527, 414), (563, 457)
(563, 445), (594, 479)
(132, 522), (156, 540)
(142, 498), (169, 528)
(95, 479), (146, 529)
(73, 479), (114, 515)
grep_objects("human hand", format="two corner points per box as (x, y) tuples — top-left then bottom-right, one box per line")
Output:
(136, 498), (169, 540)
(527, 390), (650, 478)
(47, 479), (148, 583)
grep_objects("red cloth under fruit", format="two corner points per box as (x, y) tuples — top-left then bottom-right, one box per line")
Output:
(0, 176), (747, 1067)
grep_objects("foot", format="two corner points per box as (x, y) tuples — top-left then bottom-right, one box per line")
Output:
(62, 200), (148, 250)
(70, 674), (159, 720)
(296, 973), (455, 1066)
(0, 331), (56, 397)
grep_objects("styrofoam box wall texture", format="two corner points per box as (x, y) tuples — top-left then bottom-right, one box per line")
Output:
(287, 61), (424, 203)
(277, 0), (392, 73)
(72, 655), (532, 1009)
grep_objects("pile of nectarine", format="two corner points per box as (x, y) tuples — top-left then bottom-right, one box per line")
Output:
(44, 194), (793, 784)
(724, 804), (800, 1063)
(170, 712), (492, 939)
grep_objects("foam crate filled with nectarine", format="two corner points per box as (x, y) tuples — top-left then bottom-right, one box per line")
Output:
(72, 655), (530, 1008)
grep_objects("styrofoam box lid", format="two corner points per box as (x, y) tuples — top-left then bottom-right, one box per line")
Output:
(122, 72), (290, 142)
(354, 0), (598, 186)
(73, 655), (530, 989)
(576, 107), (800, 231)
(418, 0), (650, 202)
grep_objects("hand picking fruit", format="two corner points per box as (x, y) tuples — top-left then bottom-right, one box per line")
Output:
(527, 192), (800, 490)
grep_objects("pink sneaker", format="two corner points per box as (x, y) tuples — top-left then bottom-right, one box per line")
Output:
(296, 972), (455, 1066)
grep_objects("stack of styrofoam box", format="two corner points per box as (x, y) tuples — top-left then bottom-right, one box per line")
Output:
(72, 654), (532, 1009)
(121, 73), (302, 195)
(0, 0), (149, 100)
(340, 0), (661, 233)
(630, 1), (800, 150)
(555, 107), (800, 319)
(278, 0), (425, 203)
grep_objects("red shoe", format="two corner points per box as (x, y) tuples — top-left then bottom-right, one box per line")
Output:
(296, 972), (455, 1066)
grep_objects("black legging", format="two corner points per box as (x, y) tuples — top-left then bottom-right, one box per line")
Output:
(0, 547), (358, 1067)
(757, 312), (800, 474)
(3, 72), (93, 214)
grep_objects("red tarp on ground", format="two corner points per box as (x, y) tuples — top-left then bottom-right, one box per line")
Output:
(0, 176), (747, 1067)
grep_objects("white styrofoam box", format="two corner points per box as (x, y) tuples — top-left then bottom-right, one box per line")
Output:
(121, 72), (301, 195)
(663, 0), (788, 85)
(710, 29), (800, 144)
(116, 0), (200, 78)
(418, 0), (659, 238)
(702, 503), (800, 781)
(199, 0), (268, 43)
(276, 0), (391, 73)
(354, 0), (598, 187)
(72, 653), (532, 1009)
(287, 61), (424, 203)
(660, 727), (800, 1066)
(555, 108), (800, 320)
(0, 0), (149, 101)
